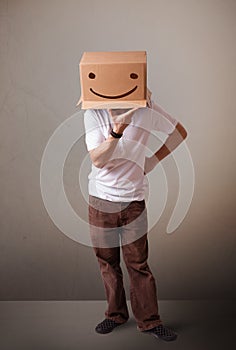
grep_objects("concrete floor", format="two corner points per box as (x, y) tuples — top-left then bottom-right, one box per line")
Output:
(0, 300), (235, 350)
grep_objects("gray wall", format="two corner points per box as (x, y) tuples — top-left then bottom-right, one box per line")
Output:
(0, 0), (235, 300)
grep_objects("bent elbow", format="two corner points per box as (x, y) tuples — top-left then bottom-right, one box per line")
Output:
(91, 159), (104, 169)
(182, 128), (188, 140)
(89, 150), (104, 168)
(176, 122), (188, 140)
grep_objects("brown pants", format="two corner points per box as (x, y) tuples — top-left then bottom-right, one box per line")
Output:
(88, 195), (163, 331)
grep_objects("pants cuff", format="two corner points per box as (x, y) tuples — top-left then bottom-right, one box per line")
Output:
(137, 320), (163, 332)
(107, 316), (129, 324)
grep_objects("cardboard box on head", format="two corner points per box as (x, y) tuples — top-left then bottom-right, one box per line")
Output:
(76, 51), (147, 109)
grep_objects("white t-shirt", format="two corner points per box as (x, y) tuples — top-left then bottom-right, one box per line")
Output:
(83, 100), (178, 202)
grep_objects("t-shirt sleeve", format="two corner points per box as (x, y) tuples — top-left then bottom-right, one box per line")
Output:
(150, 100), (179, 135)
(83, 109), (105, 151)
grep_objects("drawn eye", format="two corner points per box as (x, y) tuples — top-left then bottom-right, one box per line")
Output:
(88, 72), (96, 79)
(130, 73), (138, 79)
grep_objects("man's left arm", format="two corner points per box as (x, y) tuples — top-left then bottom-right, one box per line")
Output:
(144, 122), (188, 174)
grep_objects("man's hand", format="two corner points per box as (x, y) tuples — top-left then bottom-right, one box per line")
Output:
(144, 155), (160, 175)
(108, 107), (139, 134)
(144, 122), (188, 174)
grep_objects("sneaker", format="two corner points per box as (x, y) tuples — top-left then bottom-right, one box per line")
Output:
(95, 318), (123, 334)
(142, 324), (178, 341)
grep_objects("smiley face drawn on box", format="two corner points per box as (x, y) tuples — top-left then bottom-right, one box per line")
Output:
(77, 51), (147, 109)
(89, 71), (138, 99)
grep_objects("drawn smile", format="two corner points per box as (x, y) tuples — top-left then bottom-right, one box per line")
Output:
(90, 85), (138, 99)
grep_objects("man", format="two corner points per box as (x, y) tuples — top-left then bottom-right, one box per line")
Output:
(83, 93), (187, 341)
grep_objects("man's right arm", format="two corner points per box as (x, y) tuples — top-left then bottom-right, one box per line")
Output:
(89, 135), (120, 168)
(85, 108), (138, 169)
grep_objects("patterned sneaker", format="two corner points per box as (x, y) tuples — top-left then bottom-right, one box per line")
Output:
(143, 324), (178, 341)
(95, 318), (123, 334)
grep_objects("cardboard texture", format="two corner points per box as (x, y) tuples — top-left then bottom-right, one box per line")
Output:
(76, 51), (147, 109)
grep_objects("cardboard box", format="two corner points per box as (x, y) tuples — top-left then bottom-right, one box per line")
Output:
(76, 51), (147, 109)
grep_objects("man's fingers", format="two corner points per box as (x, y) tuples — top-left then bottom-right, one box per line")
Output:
(109, 107), (140, 125)
(109, 107), (139, 116)
(123, 107), (139, 116)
